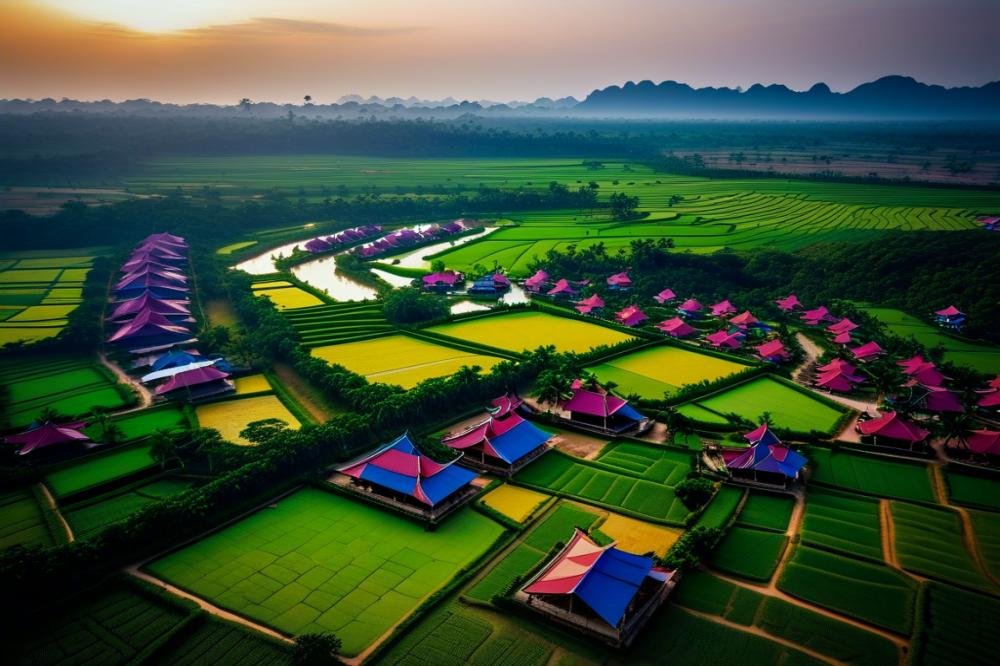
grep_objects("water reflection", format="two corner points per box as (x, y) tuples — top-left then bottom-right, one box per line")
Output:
(233, 240), (308, 275)
(449, 300), (492, 315)
(370, 269), (415, 288)
(291, 254), (378, 301)
(388, 227), (500, 269)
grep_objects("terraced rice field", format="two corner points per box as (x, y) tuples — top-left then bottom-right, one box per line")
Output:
(944, 469), (1000, 510)
(672, 571), (899, 666)
(778, 545), (918, 634)
(45, 443), (157, 498)
(912, 583), (1000, 666)
(808, 447), (935, 502)
(587, 345), (749, 398)
(195, 395), (301, 445)
(593, 441), (692, 484)
(890, 502), (994, 591)
(736, 492), (794, 532)
(0, 253), (93, 345)
(283, 301), (393, 347)
(216, 240), (258, 255)
(147, 616), (292, 666)
(597, 511), (682, 557)
(800, 488), (882, 560)
(676, 376), (845, 433)
(253, 283), (325, 310)
(465, 502), (599, 603)
(65, 477), (193, 539)
(428, 310), (635, 354)
(969, 509), (1000, 580)
(0, 487), (60, 549)
(860, 306), (1000, 374)
(83, 404), (188, 441)
(311, 334), (503, 388)
(695, 486), (745, 528)
(146, 489), (505, 657)
(513, 450), (690, 523)
(710, 526), (788, 581)
(479, 484), (548, 523)
(0, 355), (129, 428)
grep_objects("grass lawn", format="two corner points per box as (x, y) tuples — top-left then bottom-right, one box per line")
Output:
(465, 502), (598, 603)
(808, 447), (935, 502)
(890, 502), (994, 592)
(593, 441), (692, 484)
(597, 511), (682, 558)
(587, 345), (749, 398)
(944, 469), (1000, 510)
(677, 376), (845, 434)
(65, 478), (193, 540)
(428, 310), (635, 354)
(479, 484), (548, 523)
(778, 545), (918, 634)
(800, 488), (882, 560)
(513, 450), (690, 524)
(45, 443), (157, 498)
(311, 334), (502, 389)
(0, 488), (58, 549)
(146, 489), (505, 657)
(912, 583), (1000, 666)
(195, 395), (301, 445)
(710, 526), (787, 582)
(736, 492), (795, 532)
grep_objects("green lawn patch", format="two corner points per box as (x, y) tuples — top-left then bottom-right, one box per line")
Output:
(146, 489), (505, 657)
(45, 443), (157, 498)
(800, 488), (882, 560)
(808, 447), (935, 502)
(710, 526), (787, 582)
(736, 492), (794, 532)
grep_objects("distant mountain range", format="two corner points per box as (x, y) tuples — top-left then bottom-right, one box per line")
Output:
(2, 76), (996, 120)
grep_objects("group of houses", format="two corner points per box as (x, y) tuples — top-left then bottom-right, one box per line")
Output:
(302, 224), (382, 254)
(108, 233), (236, 402)
(354, 221), (468, 259)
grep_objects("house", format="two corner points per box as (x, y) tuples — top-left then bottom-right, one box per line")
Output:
(775, 294), (802, 312)
(813, 359), (864, 392)
(655, 317), (696, 338)
(518, 529), (675, 647)
(710, 300), (736, 317)
(524, 270), (550, 293)
(441, 403), (551, 475)
(468, 273), (511, 295)
(421, 271), (463, 292)
(653, 288), (676, 304)
(114, 274), (189, 301)
(801, 306), (834, 326)
(677, 298), (704, 318)
(902, 381), (963, 413)
(948, 430), (1000, 462)
(574, 294), (605, 315)
(705, 329), (744, 349)
(154, 365), (234, 401)
(756, 339), (789, 363)
(827, 318), (859, 336)
(711, 423), (807, 489)
(107, 309), (193, 349)
(4, 421), (90, 456)
(557, 380), (650, 435)
(934, 305), (966, 332)
(851, 341), (884, 362)
(897, 357), (948, 387)
(856, 411), (929, 451)
(108, 291), (191, 323)
(547, 279), (577, 299)
(729, 310), (759, 328)
(607, 272), (632, 291)
(616, 305), (648, 327)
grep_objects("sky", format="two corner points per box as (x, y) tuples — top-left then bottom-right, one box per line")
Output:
(2, 0), (998, 104)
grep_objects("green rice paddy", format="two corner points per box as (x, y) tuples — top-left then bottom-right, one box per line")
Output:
(710, 526), (788, 582)
(0, 487), (60, 549)
(944, 469), (1000, 510)
(593, 441), (692, 483)
(83, 404), (189, 442)
(800, 488), (882, 560)
(677, 376), (845, 433)
(587, 345), (749, 398)
(912, 583), (1000, 666)
(65, 477), (193, 540)
(736, 492), (794, 532)
(695, 486), (745, 529)
(428, 310), (635, 354)
(45, 443), (157, 498)
(0, 254), (93, 346)
(145, 489), (505, 656)
(808, 447), (935, 502)
(283, 301), (392, 347)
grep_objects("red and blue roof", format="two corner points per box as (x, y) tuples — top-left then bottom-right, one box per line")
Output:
(722, 424), (807, 478)
(441, 411), (551, 464)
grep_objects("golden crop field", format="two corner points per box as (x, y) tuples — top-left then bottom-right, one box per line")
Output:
(195, 395), (301, 445)
(6, 304), (77, 322)
(480, 484), (548, 522)
(254, 286), (324, 309)
(428, 311), (635, 354)
(216, 240), (258, 255)
(234, 373), (272, 394)
(599, 512), (683, 557)
(311, 334), (503, 388)
(251, 280), (294, 289)
(588, 345), (749, 399)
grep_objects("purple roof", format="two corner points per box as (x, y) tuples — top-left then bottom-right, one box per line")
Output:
(851, 341), (883, 360)
(109, 291), (190, 320)
(155, 365), (230, 395)
(117, 266), (187, 288)
(108, 309), (190, 343)
(653, 288), (676, 304)
(5, 421), (89, 455)
(422, 271), (461, 286)
(562, 384), (629, 418)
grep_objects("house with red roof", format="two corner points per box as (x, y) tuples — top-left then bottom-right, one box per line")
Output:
(775, 294), (802, 312)
(574, 293), (605, 315)
(518, 529), (675, 647)
(616, 305), (648, 327)
(856, 411), (929, 451)
(556, 380), (650, 435)
(655, 317), (696, 338)
(653, 288), (676, 304)
(334, 432), (479, 521)
(441, 399), (551, 475)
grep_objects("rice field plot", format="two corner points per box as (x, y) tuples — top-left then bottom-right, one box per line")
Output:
(676, 376), (845, 434)
(710, 526), (788, 582)
(944, 469), (1000, 510)
(45, 443), (157, 499)
(427, 310), (635, 354)
(64, 477), (193, 540)
(778, 545), (918, 634)
(13, 579), (190, 665)
(672, 571), (899, 666)
(479, 484), (548, 523)
(800, 488), (882, 560)
(695, 485), (745, 529)
(283, 301), (393, 347)
(465, 502), (599, 603)
(216, 240), (259, 255)
(596, 511), (682, 557)
(587, 345), (750, 399)
(195, 395), (301, 445)
(310, 334), (503, 389)
(808, 447), (935, 503)
(0, 487), (59, 549)
(513, 450), (690, 524)
(146, 489), (505, 657)
(83, 404), (189, 442)
(890, 502), (994, 591)
(593, 440), (692, 484)
(147, 615), (292, 666)
(860, 306), (1000, 374)
(969, 509), (1000, 581)
(0, 355), (128, 428)
(912, 582), (1000, 666)
(0, 255), (93, 346)
(736, 492), (794, 532)
(234, 373), (272, 394)
(254, 284), (325, 310)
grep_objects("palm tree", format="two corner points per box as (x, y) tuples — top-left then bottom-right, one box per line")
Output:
(536, 371), (572, 407)
(149, 429), (181, 470)
(303, 95), (312, 104)
(936, 411), (974, 453)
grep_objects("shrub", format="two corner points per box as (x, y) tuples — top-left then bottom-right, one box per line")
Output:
(293, 633), (342, 665)
(675, 477), (715, 511)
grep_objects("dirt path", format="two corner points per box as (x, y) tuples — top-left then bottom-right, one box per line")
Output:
(879, 500), (901, 570)
(672, 604), (848, 666)
(551, 430), (607, 460)
(637, 421), (668, 444)
(99, 351), (152, 409)
(793, 332), (822, 382)
(38, 482), (74, 543)
(932, 466), (1000, 590)
(929, 464), (948, 505)
(128, 566), (293, 644)
(271, 362), (340, 424)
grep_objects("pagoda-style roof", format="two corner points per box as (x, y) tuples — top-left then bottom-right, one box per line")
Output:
(815, 368), (865, 392)
(935, 305), (963, 317)
(656, 317), (696, 338)
(154, 365), (231, 395)
(817, 358), (858, 374)
(904, 381), (963, 413)
(5, 421), (89, 455)
(801, 306), (833, 325)
(721, 424), (807, 479)
(441, 411), (551, 465)
(562, 382), (644, 422)
(337, 433), (477, 507)
(857, 411), (928, 443)
(960, 430), (1000, 456)
(490, 392), (523, 418)
(143, 232), (187, 248)
(108, 309), (191, 344)
(109, 291), (190, 321)
(524, 270), (550, 291)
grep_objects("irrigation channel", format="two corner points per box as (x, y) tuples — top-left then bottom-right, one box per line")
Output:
(234, 226), (530, 313)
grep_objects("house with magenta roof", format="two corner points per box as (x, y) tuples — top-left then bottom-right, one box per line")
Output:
(523, 270), (550, 293)
(108, 309), (193, 350)
(607, 271), (632, 291)
(154, 365), (234, 401)
(934, 305), (966, 332)
(729, 310), (759, 329)
(947, 429), (1000, 463)
(4, 421), (91, 456)
(655, 317), (696, 338)
(653, 288), (676, 304)
(755, 339), (789, 363)
(422, 270), (463, 292)
(333, 432), (479, 522)
(547, 279), (577, 299)
(677, 298), (704, 318)
(851, 341), (883, 362)
(899, 381), (964, 414)
(555, 380), (650, 435)
(855, 411), (929, 451)
(775, 294), (802, 312)
(108, 291), (191, 324)
(827, 318), (858, 336)
(517, 528), (676, 647)
(574, 293), (605, 315)
(710, 300), (736, 317)
(801, 306), (834, 326)
(706, 423), (807, 490)
(441, 396), (551, 475)
(468, 273), (511, 295)
(616, 305), (648, 328)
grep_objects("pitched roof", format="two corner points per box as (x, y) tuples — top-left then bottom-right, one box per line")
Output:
(905, 382), (964, 413)
(775, 294), (802, 311)
(154, 365), (231, 395)
(143, 232), (187, 248)
(108, 309), (191, 343)
(827, 318), (859, 335)
(722, 426), (807, 478)
(678, 298), (703, 313)
(963, 430), (1000, 455)
(653, 288), (676, 303)
(706, 329), (743, 349)
(547, 279), (576, 296)
(524, 270), (549, 289)
(817, 358), (857, 374)
(337, 432), (477, 506)
(979, 391), (1000, 408)
(5, 421), (89, 455)
(141, 359), (219, 384)
(109, 292), (190, 320)
(935, 305), (963, 317)
(616, 305), (648, 327)
(901, 361), (947, 386)
(730, 310), (759, 326)
(441, 411), (551, 464)
(801, 306), (832, 323)
(575, 294), (605, 314)
(656, 317), (696, 337)
(756, 339), (788, 360)
(490, 392), (523, 418)
(422, 271), (461, 286)
(562, 383), (644, 422)
(710, 299), (736, 316)
(607, 271), (632, 287)
(851, 341), (884, 360)
(815, 369), (864, 392)
(832, 332), (854, 344)
(857, 411), (928, 443)
(522, 529), (661, 628)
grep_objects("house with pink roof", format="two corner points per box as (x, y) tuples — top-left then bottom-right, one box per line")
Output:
(574, 293), (605, 315)
(775, 294), (802, 311)
(851, 341), (883, 361)
(656, 317), (696, 338)
(556, 381), (649, 435)
(653, 288), (676, 304)
(547, 279), (577, 299)
(677, 298), (704, 318)
(729, 311), (759, 328)
(616, 305), (648, 327)
(523, 270), (550, 293)
(155, 365), (234, 401)
(710, 300), (736, 317)
(705, 329), (744, 349)
(827, 318), (859, 335)
(607, 271), (632, 291)
(934, 305), (966, 331)
(756, 339), (789, 363)
(903, 381), (963, 413)
(856, 411), (929, 451)
(801, 306), (834, 325)
(948, 429), (1000, 460)
(814, 367), (865, 393)
(422, 271), (463, 291)
(4, 421), (90, 456)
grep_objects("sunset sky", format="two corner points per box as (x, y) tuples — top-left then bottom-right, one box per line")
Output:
(3, 0), (997, 104)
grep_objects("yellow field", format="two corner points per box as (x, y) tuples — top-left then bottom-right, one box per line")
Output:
(234, 373), (272, 394)
(480, 484), (548, 522)
(41, 287), (84, 303)
(195, 395), (300, 445)
(0, 268), (62, 283)
(251, 280), (294, 289)
(217, 241), (258, 255)
(0, 327), (61, 345)
(598, 512), (682, 557)
(255, 286), (324, 309)
(428, 311), (635, 354)
(604, 345), (747, 386)
(311, 334), (503, 389)
(5, 304), (77, 322)
(58, 268), (91, 282)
